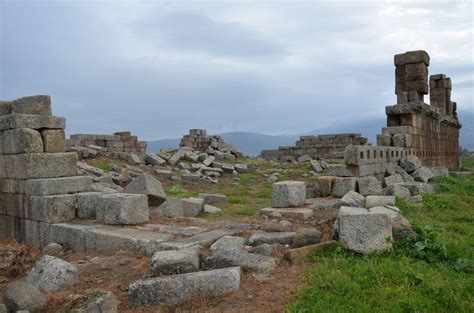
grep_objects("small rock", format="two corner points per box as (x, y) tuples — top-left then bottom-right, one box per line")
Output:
(203, 204), (222, 214)
(42, 242), (63, 256)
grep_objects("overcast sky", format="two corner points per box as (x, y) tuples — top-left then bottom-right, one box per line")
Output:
(1, 0), (472, 140)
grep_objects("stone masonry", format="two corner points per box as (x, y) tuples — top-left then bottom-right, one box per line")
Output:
(180, 129), (224, 151)
(0, 96), (151, 249)
(66, 132), (147, 154)
(377, 50), (461, 169)
(260, 133), (368, 162)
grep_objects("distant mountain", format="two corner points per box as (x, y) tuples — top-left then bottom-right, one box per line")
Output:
(147, 110), (474, 155)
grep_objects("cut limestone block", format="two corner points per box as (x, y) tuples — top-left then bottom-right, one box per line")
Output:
(12, 95), (52, 116)
(259, 208), (313, 220)
(129, 267), (241, 306)
(203, 249), (277, 273)
(26, 255), (79, 292)
(341, 191), (366, 207)
(0, 153), (77, 179)
(41, 129), (65, 153)
(150, 249), (200, 276)
(96, 193), (149, 225)
(76, 192), (105, 219)
(314, 176), (336, 197)
(198, 193), (228, 205)
(124, 174), (166, 206)
(272, 181), (306, 208)
(248, 232), (296, 246)
(182, 197), (205, 217)
(384, 174), (404, 186)
(332, 177), (357, 198)
(337, 209), (392, 254)
(365, 196), (396, 208)
(2, 128), (43, 155)
(357, 176), (383, 196)
(0, 114), (65, 131)
(24, 176), (93, 196)
(25, 194), (76, 223)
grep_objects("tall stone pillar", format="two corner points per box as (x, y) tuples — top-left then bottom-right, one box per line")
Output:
(430, 74), (453, 115)
(394, 50), (430, 103)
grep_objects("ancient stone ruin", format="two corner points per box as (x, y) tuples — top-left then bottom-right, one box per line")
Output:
(180, 128), (244, 157)
(260, 133), (369, 162)
(66, 131), (147, 157)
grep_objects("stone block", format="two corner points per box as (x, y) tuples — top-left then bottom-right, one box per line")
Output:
(24, 176), (93, 195)
(412, 167), (434, 183)
(210, 236), (246, 252)
(25, 194), (76, 223)
(393, 133), (412, 148)
(397, 182), (434, 194)
(3, 281), (47, 312)
(2, 128), (43, 154)
(41, 129), (65, 152)
(124, 174), (166, 206)
(12, 95), (52, 116)
(357, 176), (383, 196)
(324, 164), (354, 177)
(365, 196), (396, 208)
(49, 223), (93, 251)
(341, 191), (366, 207)
(182, 197), (205, 217)
(145, 153), (166, 166)
(248, 232), (296, 246)
(332, 177), (357, 198)
(314, 176), (335, 197)
(26, 255), (79, 292)
(377, 134), (392, 146)
(96, 193), (149, 225)
(272, 181), (306, 208)
(384, 174), (404, 186)
(337, 210), (392, 254)
(129, 267), (241, 306)
(165, 229), (236, 249)
(203, 249), (276, 273)
(76, 192), (105, 219)
(0, 193), (25, 217)
(198, 193), (228, 205)
(259, 208), (313, 219)
(0, 153), (77, 179)
(0, 114), (65, 131)
(399, 155), (421, 173)
(150, 249), (200, 276)
(382, 185), (411, 199)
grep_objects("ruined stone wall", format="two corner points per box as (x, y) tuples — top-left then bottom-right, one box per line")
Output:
(0, 95), (92, 244)
(260, 133), (369, 162)
(66, 131), (147, 154)
(179, 129), (224, 151)
(376, 50), (461, 169)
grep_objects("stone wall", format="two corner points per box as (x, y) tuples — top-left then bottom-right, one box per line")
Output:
(260, 133), (369, 162)
(66, 131), (147, 154)
(179, 129), (225, 151)
(376, 50), (461, 169)
(0, 95), (91, 244)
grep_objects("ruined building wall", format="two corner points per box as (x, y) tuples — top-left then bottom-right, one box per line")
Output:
(376, 50), (461, 169)
(260, 133), (369, 162)
(66, 131), (147, 154)
(179, 129), (224, 151)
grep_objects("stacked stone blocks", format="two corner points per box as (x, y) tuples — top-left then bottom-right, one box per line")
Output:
(180, 129), (225, 151)
(67, 131), (147, 154)
(261, 133), (368, 162)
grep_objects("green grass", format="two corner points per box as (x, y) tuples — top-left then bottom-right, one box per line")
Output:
(288, 173), (474, 312)
(91, 161), (110, 173)
(460, 153), (474, 171)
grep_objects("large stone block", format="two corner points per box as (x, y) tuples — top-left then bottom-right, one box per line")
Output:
(150, 249), (200, 276)
(0, 114), (65, 131)
(25, 194), (76, 223)
(41, 129), (65, 152)
(24, 176), (93, 195)
(337, 209), (393, 254)
(129, 267), (241, 306)
(12, 95), (52, 116)
(48, 223), (94, 251)
(2, 128), (43, 154)
(182, 197), (205, 217)
(272, 181), (306, 208)
(96, 193), (149, 225)
(76, 192), (104, 219)
(0, 153), (77, 179)
(357, 176), (383, 196)
(332, 177), (357, 198)
(26, 255), (79, 292)
(0, 194), (25, 217)
(124, 174), (166, 206)
(314, 176), (336, 197)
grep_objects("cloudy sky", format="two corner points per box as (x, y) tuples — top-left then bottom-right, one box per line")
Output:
(1, 0), (472, 140)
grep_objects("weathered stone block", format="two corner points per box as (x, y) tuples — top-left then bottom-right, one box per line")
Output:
(25, 194), (76, 223)
(182, 197), (205, 217)
(41, 129), (65, 152)
(2, 128), (43, 154)
(357, 176), (383, 196)
(0, 114), (65, 131)
(365, 196), (396, 208)
(341, 191), (366, 207)
(24, 176), (92, 195)
(129, 267), (241, 306)
(76, 192), (104, 219)
(412, 167), (434, 183)
(2, 281), (47, 312)
(0, 153), (77, 179)
(124, 174), (166, 206)
(272, 181), (306, 208)
(12, 95), (52, 116)
(96, 193), (149, 225)
(248, 232), (296, 246)
(198, 193), (228, 205)
(26, 255), (79, 292)
(260, 207), (313, 220)
(150, 249), (200, 276)
(332, 177), (357, 198)
(314, 176), (335, 197)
